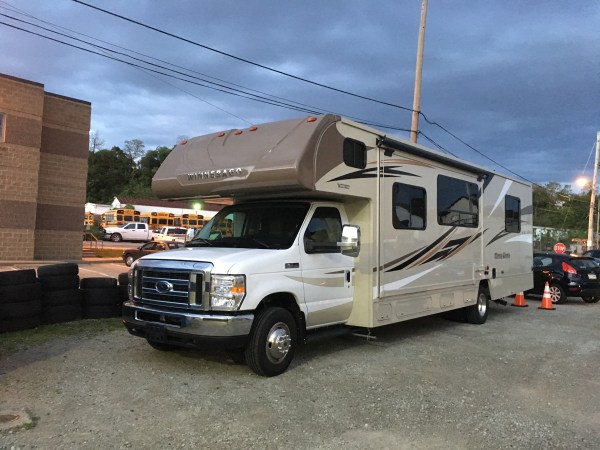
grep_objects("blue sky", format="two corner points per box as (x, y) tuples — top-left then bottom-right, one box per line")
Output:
(2, 0), (598, 186)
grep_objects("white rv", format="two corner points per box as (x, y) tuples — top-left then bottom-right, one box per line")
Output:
(123, 114), (533, 376)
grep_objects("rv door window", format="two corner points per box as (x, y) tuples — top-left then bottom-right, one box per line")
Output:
(437, 175), (479, 228)
(392, 182), (426, 230)
(505, 195), (521, 233)
(304, 207), (342, 254)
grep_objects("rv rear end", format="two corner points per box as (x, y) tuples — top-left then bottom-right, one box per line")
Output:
(122, 114), (533, 376)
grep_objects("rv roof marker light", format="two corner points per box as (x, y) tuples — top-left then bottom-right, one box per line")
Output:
(307, 117), (317, 122)
(234, 130), (243, 135)
(180, 140), (188, 145)
(217, 132), (226, 137)
(248, 126), (258, 131)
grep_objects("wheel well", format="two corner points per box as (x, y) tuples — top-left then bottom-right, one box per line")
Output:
(478, 280), (490, 295)
(255, 293), (306, 340)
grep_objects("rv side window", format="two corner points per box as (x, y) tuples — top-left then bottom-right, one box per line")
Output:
(392, 182), (426, 230)
(437, 175), (479, 228)
(304, 207), (342, 254)
(505, 195), (521, 233)
(343, 138), (367, 169)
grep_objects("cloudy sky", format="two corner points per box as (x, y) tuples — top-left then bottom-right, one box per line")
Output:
(2, 0), (598, 186)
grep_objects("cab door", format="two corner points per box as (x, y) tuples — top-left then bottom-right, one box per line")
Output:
(300, 205), (354, 327)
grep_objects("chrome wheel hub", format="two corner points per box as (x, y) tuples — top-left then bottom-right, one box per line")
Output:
(265, 321), (292, 363)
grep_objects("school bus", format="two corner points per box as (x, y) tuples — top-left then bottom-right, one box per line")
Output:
(139, 211), (175, 230)
(101, 208), (141, 228)
(84, 211), (101, 230)
(175, 213), (204, 228)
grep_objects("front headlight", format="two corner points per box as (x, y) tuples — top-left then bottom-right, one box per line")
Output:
(210, 274), (246, 310)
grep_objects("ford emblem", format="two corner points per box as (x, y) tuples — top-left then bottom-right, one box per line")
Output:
(156, 280), (173, 293)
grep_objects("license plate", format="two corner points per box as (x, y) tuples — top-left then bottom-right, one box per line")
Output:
(146, 323), (167, 343)
(588, 273), (597, 280)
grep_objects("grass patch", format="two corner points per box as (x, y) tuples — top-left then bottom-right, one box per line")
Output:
(94, 249), (123, 258)
(0, 318), (123, 356)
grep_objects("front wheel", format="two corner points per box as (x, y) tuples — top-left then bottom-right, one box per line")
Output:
(582, 296), (600, 303)
(548, 283), (566, 304)
(110, 233), (122, 242)
(245, 307), (297, 377)
(465, 286), (489, 324)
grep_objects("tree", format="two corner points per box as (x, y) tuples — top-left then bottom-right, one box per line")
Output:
(86, 146), (135, 203)
(124, 139), (146, 166)
(89, 131), (105, 153)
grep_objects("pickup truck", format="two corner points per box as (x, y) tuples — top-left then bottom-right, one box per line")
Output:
(152, 226), (188, 243)
(103, 222), (153, 242)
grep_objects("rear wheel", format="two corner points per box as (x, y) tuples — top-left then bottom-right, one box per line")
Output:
(466, 286), (489, 324)
(548, 283), (566, 304)
(582, 296), (600, 303)
(245, 307), (297, 377)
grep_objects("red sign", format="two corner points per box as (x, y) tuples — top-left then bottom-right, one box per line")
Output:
(554, 242), (566, 253)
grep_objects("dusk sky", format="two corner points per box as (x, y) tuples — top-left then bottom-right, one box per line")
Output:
(2, 1), (598, 187)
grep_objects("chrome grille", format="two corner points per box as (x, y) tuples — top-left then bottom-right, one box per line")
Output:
(133, 259), (212, 309)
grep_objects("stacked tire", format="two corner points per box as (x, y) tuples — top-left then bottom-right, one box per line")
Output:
(80, 277), (121, 319)
(118, 273), (130, 305)
(38, 263), (82, 325)
(0, 269), (42, 333)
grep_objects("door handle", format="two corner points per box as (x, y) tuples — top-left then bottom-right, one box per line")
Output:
(346, 270), (351, 283)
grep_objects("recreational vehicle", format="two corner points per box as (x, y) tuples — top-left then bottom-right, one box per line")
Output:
(123, 114), (533, 376)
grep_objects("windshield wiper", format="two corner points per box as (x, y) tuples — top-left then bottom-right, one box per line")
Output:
(186, 238), (214, 247)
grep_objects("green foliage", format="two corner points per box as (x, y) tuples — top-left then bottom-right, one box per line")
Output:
(86, 141), (172, 203)
(533, 182), (590, 232)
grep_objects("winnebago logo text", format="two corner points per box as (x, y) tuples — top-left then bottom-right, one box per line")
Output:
(187, 168), (243, 180)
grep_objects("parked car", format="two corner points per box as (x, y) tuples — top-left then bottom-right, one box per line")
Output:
(530, 251), (600, 304)
(582, 249), (600, 264)
(122, 241), (183, 266)
(151, 226), (188, 243)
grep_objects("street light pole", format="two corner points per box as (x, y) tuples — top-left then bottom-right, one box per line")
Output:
(587, 131), (600, 250)
(410, 0), (428, 143)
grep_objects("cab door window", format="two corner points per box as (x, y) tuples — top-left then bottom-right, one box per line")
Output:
(304, 207), (342, 254)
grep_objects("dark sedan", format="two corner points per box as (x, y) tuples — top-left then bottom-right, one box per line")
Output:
(530, 251), (600, 304)
(122, 241), (183, 266)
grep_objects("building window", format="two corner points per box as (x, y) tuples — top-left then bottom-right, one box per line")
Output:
(393, 182), (426, 230)
(505, 195), (521, 233)
(437, 175), (479, 227)
(0, 112), (5, 142)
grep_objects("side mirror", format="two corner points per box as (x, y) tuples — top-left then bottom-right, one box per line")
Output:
(338, 225), (360, 257)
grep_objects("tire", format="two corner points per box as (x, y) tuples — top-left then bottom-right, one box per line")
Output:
(81, 287), (120, 306)
(0, 282), (42, 304)
(244, 307), (297, 377)
(118, 273), (130, 285)
(581, 296), (600, 303)
(0, 299), (42, 319)
(466, 286), (489, 325)
(39, 274), (80, 291)
(146, 340), (178, 351)
(548, 283), (567, 304)
(110, 233), (123, 242)
(41, 303), (82, 324)
(80, 277), (117, 289)
(0, 269), (37, 286)
(42, 289), (82, 307)
(37, 263), (79, 278)
(124, 255), (135, 267)
(0, 315), (40, 333)
(82, 303), (121, 319)
(118, 285), (129, 302)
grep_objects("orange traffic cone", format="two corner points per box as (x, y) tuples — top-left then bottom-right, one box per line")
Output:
(538, 282), (556, 310)
(512, 291), (528, 307)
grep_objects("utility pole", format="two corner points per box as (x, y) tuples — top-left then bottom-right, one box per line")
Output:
(586, 131), (600, 250)
(410, 0), (429, 143)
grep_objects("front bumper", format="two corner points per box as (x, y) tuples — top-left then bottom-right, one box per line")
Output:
(123, 301), (254, 349)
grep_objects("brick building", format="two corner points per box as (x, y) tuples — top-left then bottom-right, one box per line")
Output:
(0, 73), (91, 260)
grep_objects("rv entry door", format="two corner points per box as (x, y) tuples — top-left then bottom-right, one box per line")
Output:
(300, 206), (354, 327)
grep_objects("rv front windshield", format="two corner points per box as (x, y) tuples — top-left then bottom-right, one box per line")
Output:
(188, 202), (310, 249)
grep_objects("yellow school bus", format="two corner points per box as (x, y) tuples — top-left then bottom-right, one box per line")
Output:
(101, 209), (140, 228)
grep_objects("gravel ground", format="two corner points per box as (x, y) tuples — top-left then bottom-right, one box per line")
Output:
(1, 297), (599, 449)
